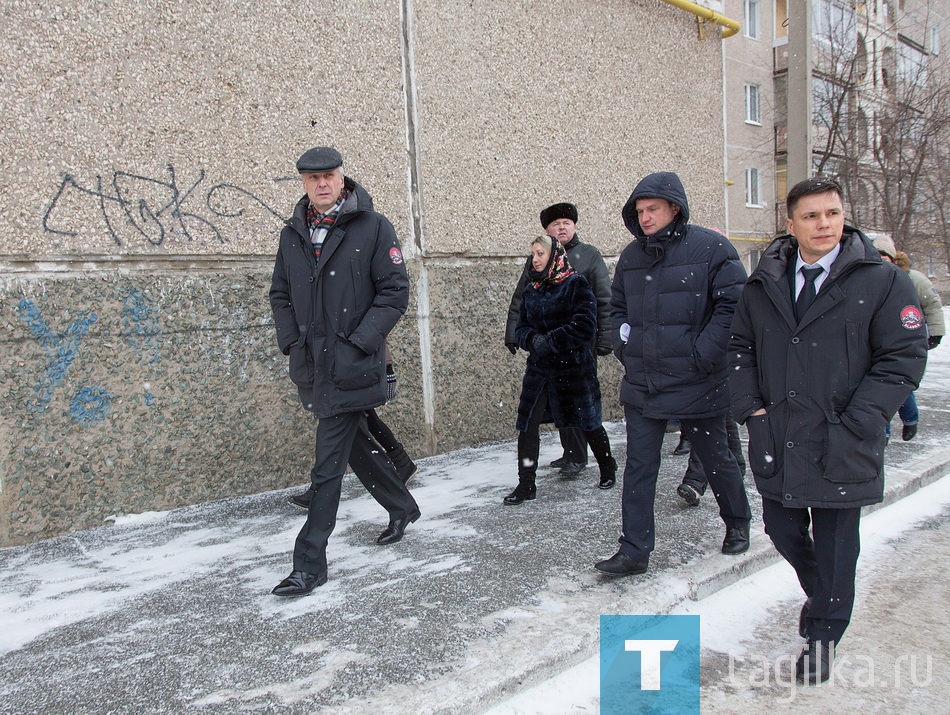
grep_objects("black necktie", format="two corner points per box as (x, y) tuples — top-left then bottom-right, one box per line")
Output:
(795, 266), (823, 322)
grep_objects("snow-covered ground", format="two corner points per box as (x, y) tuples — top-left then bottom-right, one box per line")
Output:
(484, 474), (950, 714)
(2, 310), (949, 715)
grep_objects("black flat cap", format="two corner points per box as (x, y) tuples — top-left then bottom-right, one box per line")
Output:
(540, 202), (578, 228)
(296, 146), (344, 173)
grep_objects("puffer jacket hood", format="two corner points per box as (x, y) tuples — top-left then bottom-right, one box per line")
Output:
(621, 171), (690, 239)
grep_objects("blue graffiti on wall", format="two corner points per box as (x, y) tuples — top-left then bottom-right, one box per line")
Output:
(122, 288), (161, 364)
(70, 386), (112, 425)
(17, 299), (110, 416)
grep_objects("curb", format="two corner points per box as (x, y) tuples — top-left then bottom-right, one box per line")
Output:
(464, 448), (950, 715)
(686, 446), (950, 601)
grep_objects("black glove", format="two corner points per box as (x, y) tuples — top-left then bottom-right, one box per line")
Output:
(530, 334), (550, 356)
(928, 335), (942, 350)
(506, 342), (518, 355)
(596, 344), (612, 357)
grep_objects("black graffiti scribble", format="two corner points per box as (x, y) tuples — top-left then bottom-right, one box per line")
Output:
(43, 166), (290, 247)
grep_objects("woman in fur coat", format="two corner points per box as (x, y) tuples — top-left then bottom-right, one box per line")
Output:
(505, 235), (616, 504)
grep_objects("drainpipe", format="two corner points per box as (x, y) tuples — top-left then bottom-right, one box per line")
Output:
(659, 0), (742, 39)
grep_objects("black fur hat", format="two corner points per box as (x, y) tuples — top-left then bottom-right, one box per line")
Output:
(539, 202), (578, 228)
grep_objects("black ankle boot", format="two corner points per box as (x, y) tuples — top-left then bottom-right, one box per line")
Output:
(598, 457), (617, 490)
(387, 445), (418, 484)
(503, 481), (537, 505)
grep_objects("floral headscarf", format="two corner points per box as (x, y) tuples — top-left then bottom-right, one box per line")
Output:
(528, 236), (575, 289)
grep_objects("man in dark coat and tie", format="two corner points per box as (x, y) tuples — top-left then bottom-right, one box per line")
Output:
(729, 176), (927, 683)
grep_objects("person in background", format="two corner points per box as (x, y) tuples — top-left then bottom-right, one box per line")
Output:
(872, 233), (944, 441)
(505, 203), (612, 478)
(675, 413), (746, 506)
(730, 176), (926, 683)
(505, 235), (617, 505)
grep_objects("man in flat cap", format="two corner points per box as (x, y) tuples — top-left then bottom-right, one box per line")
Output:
(269, 146), (420, 596)
(504, 202), (613, 483)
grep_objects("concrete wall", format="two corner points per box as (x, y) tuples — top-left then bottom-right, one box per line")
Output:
(0, 0), (729, 545)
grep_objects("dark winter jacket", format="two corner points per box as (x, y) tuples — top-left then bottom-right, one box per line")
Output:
(729, 227), (927, 508)
(514, 251), (601, 432)
(505, 235), (612, 355)
(269, 178), (409, 419)
(611, 172), (747, 418)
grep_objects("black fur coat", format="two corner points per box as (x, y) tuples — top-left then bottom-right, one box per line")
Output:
(515, 272), (601, 431)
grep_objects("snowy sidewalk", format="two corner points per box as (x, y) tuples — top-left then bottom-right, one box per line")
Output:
(3, 343), (950, 714)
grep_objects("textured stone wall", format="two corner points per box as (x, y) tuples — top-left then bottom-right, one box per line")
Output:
(0, 0), (727, 544)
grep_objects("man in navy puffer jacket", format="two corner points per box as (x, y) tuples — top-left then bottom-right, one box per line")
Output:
(595, 172), (752, 576)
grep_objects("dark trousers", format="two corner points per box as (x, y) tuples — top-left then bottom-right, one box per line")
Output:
(619, 406), (751, 562)
(559, 428), (588, 465)
(761, 497), (861, 644)
(682, 414), (745, 491)
(293, 411), (418, 574)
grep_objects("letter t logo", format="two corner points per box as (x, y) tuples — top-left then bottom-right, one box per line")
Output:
(624, 640), (679, 690)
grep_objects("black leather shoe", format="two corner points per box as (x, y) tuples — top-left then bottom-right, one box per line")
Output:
(799, 597), (813, 639)
(795, 639), (832, 684)
(594, 552), (648, 576)
(376, 508), (421, 545)
(722, 526), (750, 554)
(549, 456), (570, 468)
(559, 462), (586, 477)
(503, 483), (537, 505)
(272, 570), (327, 597)
(676, 483), (702, 506)
(673, 437), (692, 455)
(902, 423), (918, 441)
(288, 488), (313, 509)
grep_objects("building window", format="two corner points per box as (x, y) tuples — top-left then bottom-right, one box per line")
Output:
(746, 168), (762, 207)
(932, 26), (941, 55)
(898, 39), (928, 85)
(745, 83), (761, 124)
(813, 0), (856, 50)
(744, 0), (759, 40)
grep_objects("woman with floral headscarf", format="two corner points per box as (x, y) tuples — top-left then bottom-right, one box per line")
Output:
(504, 235), (616, 504)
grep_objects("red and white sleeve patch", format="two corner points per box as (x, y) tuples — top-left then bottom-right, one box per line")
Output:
(389, 247), (404, 265)
(900, 305), (924, 330)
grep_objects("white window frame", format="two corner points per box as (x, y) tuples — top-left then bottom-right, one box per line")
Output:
(745, 168), (762, 207)
(744, 0), (759, 40)
(745, 83), (762, 125)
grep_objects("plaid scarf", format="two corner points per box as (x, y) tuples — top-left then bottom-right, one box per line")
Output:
(529, 239), (575, 289)
(306, 190), (348, 263)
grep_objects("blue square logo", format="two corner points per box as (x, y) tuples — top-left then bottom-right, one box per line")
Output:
(600, 615), (700, 715)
